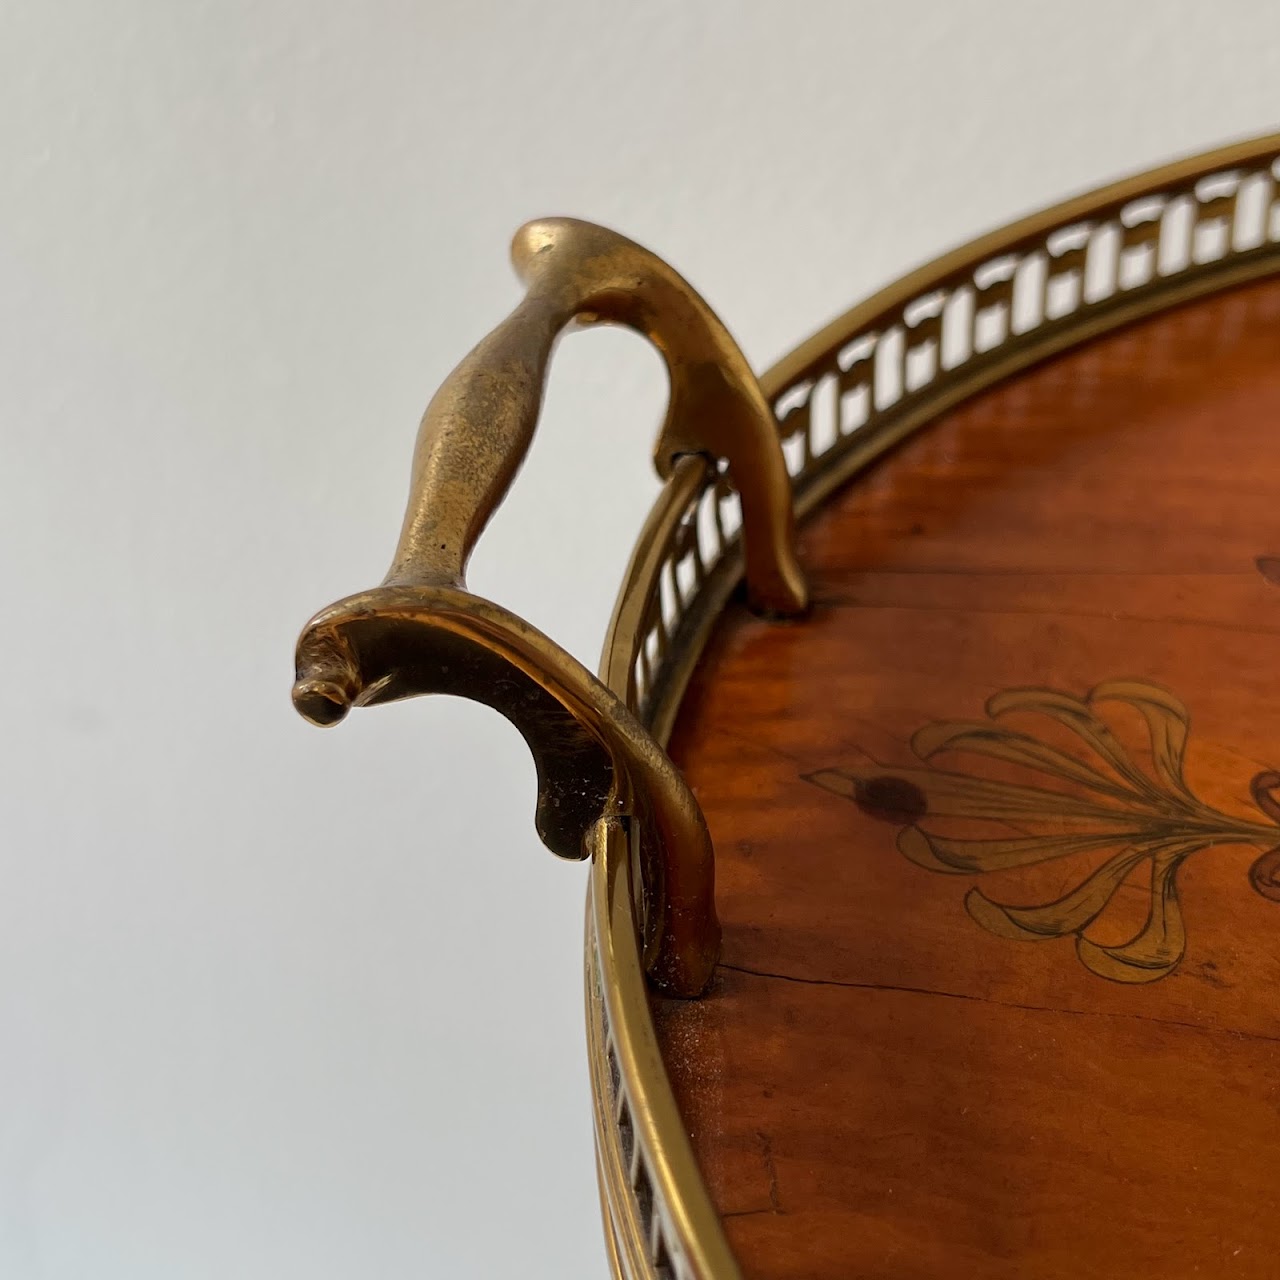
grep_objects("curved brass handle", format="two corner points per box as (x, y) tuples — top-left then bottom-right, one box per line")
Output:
(292, 218), (806, 997)
(385, 217), (807, 612)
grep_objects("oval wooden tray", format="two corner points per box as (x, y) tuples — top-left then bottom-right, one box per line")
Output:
(592, 133), (1280, 1280)
(294, 133), (1280, 1280)
(659, 271), (1280, 1280)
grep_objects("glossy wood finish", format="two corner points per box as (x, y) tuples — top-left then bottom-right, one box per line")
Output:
(655, 278), (1280, 1279)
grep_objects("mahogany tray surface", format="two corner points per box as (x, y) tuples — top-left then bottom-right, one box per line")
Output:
(656, 277), (1280, 1279)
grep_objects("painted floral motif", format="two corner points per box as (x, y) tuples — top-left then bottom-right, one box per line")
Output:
(807, 680), (1280, 984)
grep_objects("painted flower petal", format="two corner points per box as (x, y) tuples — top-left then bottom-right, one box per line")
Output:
(910, 720), (1150, 806)
(898, 826), (1135, 874)
(1076, 847), (1190, 983)
(1250, 771), (1280, 825)
(963, 847), (1150, 940)
(988, 688), (1164, 804)
(1248, 844), (1280, 902)
(1090, 680), (1195, 804)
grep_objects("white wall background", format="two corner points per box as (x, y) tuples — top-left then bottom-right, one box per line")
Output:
(0, 2), (1276, 1277)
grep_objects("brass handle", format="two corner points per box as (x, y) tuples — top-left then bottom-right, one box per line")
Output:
(385, 217), (807, 611)
(292, 218), (806, 997)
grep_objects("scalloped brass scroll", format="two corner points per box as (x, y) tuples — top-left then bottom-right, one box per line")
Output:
(292, 217), (807, 997)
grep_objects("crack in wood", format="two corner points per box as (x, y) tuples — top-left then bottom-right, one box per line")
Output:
(718, 961), (1280, 1046)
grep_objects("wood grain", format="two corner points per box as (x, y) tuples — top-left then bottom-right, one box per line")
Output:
(655, 277), (1280, 1279)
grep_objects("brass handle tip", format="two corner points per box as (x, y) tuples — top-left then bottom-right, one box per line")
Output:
(292, 678), (353, 727)
(510, 218), (562, 268)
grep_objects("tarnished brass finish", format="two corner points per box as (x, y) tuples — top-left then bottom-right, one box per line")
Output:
(287, 133), (1280, 1278)
(383, 217), (807, 615)
(293, 586), (718, 995)
(587, 818), (739, 1280)
(292, 217), (807, 998)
